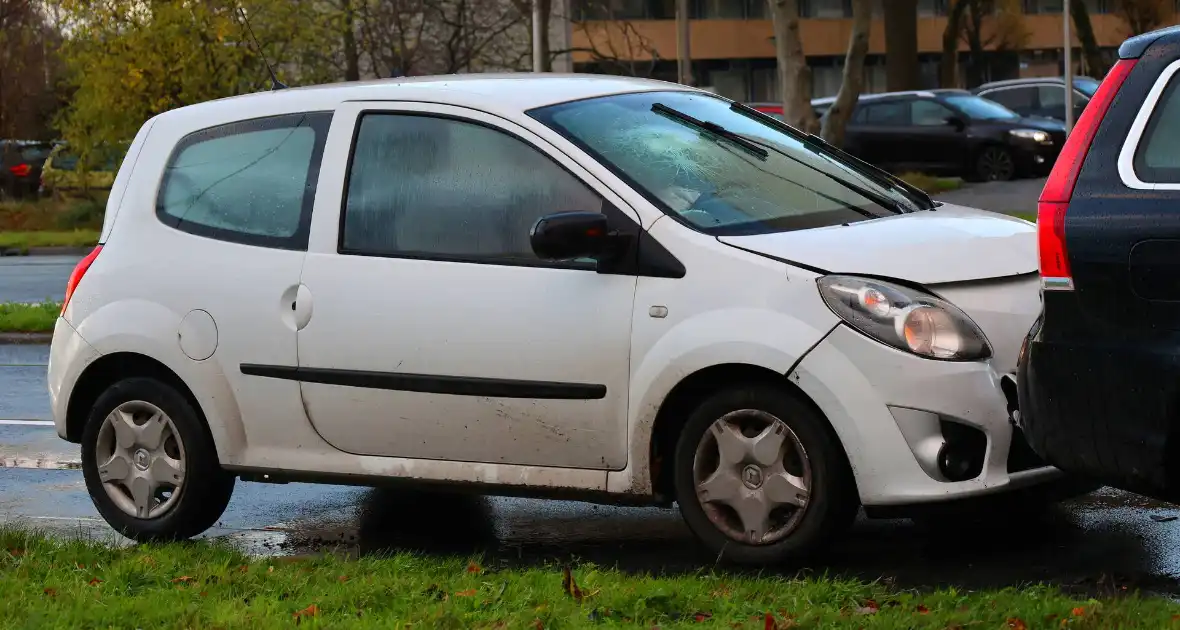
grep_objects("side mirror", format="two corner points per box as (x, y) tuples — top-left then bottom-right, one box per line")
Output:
(945, 116), (966, 131)
(530, 212), (612, 261)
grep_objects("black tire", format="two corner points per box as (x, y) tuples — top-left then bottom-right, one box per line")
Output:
(673, 385), (858, 565)
(971, 145), (1017, 182)
(81, 377), (235, 541)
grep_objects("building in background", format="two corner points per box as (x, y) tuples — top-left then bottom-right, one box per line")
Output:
(568, 0), (1177, 101)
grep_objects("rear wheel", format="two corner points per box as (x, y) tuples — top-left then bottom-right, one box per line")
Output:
(81, 377), (234, 541)
(673, 385), (857, 565)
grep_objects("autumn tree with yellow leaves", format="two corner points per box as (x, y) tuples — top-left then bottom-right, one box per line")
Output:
(50, 0), (339, 166)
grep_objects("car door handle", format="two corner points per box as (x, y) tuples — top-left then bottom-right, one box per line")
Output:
(293, 285), (314, 330)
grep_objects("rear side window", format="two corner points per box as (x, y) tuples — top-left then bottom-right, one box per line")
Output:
(863, 101), (908, 125)
(1134, 76), (1180, 183)
(157, 112), (331, 250)
(984, 87), (1035, 112)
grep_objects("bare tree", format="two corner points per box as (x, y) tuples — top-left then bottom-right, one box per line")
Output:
(941, 0), (1027, 88)
(768, 0), (817, 133)
(939, 0), (966, 88)
(0, 0), (59, 139)
(1115, 0), (1168, 37)
(820, 0), (870, 147)
(883, 0), (919, 91)
(557, 5), (660, 77)
(1071, 0), (1107, 77)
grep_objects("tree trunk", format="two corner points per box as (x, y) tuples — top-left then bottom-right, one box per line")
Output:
(883, 0), (919, 91)
(1071, 0), (1107, 77)
(821, 0), (870, 147)
(769, 0), (818, 133)
(538, 0), (553, 71)
(341, 0), (360, 81)
(939, 0), (966, 88)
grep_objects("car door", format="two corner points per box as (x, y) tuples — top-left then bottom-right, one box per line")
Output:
(853, 100), (912, 169)
(907, 98), (965, 171)
(295, 101), (638, 470)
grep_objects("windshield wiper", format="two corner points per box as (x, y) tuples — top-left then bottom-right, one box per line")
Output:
(652, 103), (769, 161)
(726, 102), (933, 210)
(729, 131), (909, 215)
(800, 133), (932, 210)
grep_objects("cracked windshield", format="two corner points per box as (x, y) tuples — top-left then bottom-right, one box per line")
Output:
(532, 90), (927, 236)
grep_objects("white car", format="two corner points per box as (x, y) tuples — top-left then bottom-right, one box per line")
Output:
(48, 74), (1086, 565)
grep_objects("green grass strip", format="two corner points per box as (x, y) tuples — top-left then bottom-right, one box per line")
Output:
(0, 300), (61, 333)
(1, 527), (1177, 628)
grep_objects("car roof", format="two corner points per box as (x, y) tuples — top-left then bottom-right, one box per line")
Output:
(809, 89), (969, 106)
(153, 74), (693, 126)
(1120, 24), (1180, 59)
(974, 77), (1099, 91)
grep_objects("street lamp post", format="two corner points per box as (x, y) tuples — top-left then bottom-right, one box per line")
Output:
(1063, 0), (1074, 133)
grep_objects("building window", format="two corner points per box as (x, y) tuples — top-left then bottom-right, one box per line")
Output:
(1024, 0), (1064, 13)
(572, 0), (674, 19)
(800, 0), (849, 18)
(917, 0), (947, 16)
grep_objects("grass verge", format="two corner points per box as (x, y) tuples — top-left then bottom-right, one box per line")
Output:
(0, 300), (61, 333)
(0, 230), (99, 251)
(897, 172), (963, 195)
(2, 528), (1179, 629)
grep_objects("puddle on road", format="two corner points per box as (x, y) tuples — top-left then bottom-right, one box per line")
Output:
(0, 457), (80, 470)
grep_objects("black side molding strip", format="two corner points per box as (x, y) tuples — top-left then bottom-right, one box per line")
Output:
(240, 364), (607, 400)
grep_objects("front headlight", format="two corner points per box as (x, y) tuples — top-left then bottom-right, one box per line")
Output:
(1009, 129), (1052, 144)
(816, 275), (992, 361)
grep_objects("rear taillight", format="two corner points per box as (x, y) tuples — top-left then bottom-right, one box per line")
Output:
(9, 163), (30, 177)
(1037, 58), (1137, 292)
(62, 245), (102, 316)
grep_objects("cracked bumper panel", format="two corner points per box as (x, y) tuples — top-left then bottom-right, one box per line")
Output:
(790, 323), (1062, 507)
(48, 317), (101, 441)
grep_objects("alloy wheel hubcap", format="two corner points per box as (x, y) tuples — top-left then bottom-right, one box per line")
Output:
(982, 149), (1014, 180)
(94, 400), (186, 519)
(693, 409), (812, 546)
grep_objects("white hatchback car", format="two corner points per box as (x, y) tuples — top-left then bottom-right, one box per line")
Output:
(49, 74), (1087, 565)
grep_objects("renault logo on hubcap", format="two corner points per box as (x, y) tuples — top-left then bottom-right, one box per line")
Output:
(742, 465), (764, 489)
(133, 449), (150, 471)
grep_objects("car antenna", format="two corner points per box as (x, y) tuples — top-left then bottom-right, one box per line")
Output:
(236, 7), (287, 91)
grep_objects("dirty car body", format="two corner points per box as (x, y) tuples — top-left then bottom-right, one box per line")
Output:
(48, 74), (1082, 566)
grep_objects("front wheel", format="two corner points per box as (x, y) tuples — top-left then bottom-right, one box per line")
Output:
(673, 385), (857, 565)
(969, 146), (1017, 182)
(81, 377), (235, 541)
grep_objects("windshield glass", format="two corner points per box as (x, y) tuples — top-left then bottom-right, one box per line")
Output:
(1074, 78), (1099, 97)
(529, 91), (927, 236)
(942, 94), (1021, 120)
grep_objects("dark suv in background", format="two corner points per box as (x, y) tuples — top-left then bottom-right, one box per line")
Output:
(0, 140), (54, 199)
(810, 90), (1066, 181)
(973, 76), (1101, 124)
(1018, 25), (1180, 503)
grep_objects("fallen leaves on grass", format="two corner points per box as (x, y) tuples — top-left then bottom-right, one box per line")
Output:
(42, 588), (56, 597)
(1007, 618), (1028, 630)
(1073, 606), (1087, 616)
(916, 604), (930, 614)
(171, 576), (195, 584)
(762, 612), (796, 629)
(6, 547), (24, 557)
(88, 578), (102, 586)
(293, 604), (318, 623)
(561, 565), (583, 602)
(455, 589), (478, 597)
(467, 561), (482, 574)
(854, 599), (880, 615)
(338, 575), (349, 583)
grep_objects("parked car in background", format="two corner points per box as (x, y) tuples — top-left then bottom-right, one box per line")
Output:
(41, 143), (123, 197)
(810, 90), (1067, 181)
(0, 140), (55, 199)
(973, 77), (1101, 123)
(49, 74), (1091, 566)
(1019, 26), (1180, 503)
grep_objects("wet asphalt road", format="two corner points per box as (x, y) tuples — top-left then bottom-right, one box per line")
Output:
(6, 220), (1180, 596)
(0, 255), (78, 303)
